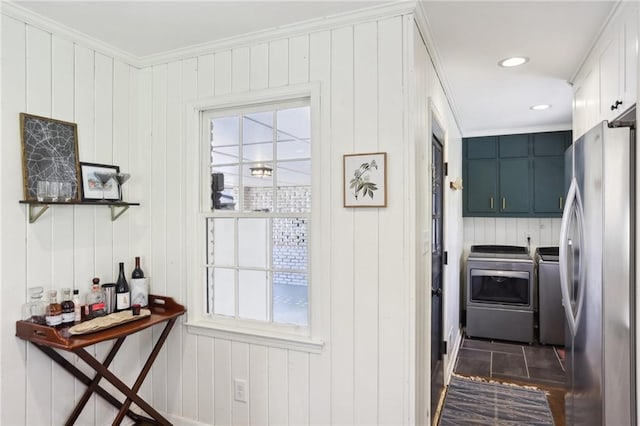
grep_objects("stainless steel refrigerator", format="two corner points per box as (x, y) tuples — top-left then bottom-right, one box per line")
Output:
(560, 117), (636, 425)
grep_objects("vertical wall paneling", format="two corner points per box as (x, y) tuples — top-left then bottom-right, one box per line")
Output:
(308, 29), (332, 426)
(269, 39), (289, 88)
(232, 47), (250, 93)
(214, 50), (232, 96)
(463, 217), (563, 252)
(196, 338), (215, 424)
(150, 63), (169, 412)
(0, 15), (27, 426)
(268, 347), (289, 425)
(165, 59), (184, 415)
(289, 35), (310, 85)
(353, 20), (380, 426)
(231, 342), (250, 425)
(330, 25), (356, 425)
(377, 16), (406, 424)
(250, 43), (269, 90)
(249, 345), (269, 424)
(197, 54), (215, 98)
(50, 34), (77, 426)
(25, 24), (53, 426)
(289, 350), (311, 425)
(180, 56), (199, 421)
(214, 339), (232, 425)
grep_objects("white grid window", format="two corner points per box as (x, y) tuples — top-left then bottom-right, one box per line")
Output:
(203, 101), (311, 327)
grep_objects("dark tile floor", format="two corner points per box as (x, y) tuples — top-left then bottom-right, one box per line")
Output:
(454, 336), (566, 387)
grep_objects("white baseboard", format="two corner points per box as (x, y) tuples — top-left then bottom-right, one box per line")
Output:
(444, 327), (463, 386)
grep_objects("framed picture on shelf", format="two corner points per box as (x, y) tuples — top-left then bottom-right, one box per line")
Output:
(79, 162), (120, 201)
(343, 152), (387, 207)
(20, 113), (81, 201)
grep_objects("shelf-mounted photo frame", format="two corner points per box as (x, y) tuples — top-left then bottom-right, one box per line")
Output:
(79, 162), (121, 201)
(343, 152), (387, 207)
(20, 113), (81, 201)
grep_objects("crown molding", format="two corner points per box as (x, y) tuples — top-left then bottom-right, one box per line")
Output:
(1, 0), (418, 69)
(1, 0), (139, 66)
(463, 123), (572, 139)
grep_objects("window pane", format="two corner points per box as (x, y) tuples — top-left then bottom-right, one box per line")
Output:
(211, 167), (239, 211)
(243, 112), (273, 162)
(272, 218), (307, 271)
(238, 218), (268, 268)
(243, 164), (273, 212)
(210, 267), (235, 316)
(273, 272), (308, 326)
(239, 269), (268, 320)
(277, 107), (310, 160)
(206, 218), (234, 266)
(211, 116), (239, 165)
(276, 160), (311, 213)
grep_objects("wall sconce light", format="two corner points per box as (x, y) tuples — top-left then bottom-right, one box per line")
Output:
(250, 165), (273, 177)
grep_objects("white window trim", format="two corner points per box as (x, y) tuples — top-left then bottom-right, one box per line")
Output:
(183, 82), (324, 353)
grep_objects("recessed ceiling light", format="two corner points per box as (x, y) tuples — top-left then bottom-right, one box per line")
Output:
(530, 104), (552, 111)
(498, 56), (529, 67)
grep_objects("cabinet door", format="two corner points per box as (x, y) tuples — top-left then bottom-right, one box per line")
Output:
(499, 158), (530, 214)
(622, 7), (638, 111)
(600, 34), (621, 121)
(533, 131), (570, 156)
(465, 159), (497, 214)
(533, 156), (564, 215)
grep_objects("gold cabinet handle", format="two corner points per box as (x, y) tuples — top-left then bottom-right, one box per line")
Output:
(490, 197), (494, 209)
(560, 197), (564, 209)
(502, 197), (506, 210)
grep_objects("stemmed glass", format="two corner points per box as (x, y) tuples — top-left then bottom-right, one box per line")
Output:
(94, 172), (115, 202)
(114, 173), (131, 201)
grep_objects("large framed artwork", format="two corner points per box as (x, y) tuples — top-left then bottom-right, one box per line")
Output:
(343, 152), (387, 207)
(20, 113), (81, 201)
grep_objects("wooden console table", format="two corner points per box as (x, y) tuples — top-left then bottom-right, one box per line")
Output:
(16, 294), (186, 426)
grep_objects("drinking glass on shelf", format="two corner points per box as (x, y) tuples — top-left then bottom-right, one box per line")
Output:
(114, 173), (130, 201)
(60, 182), (73, 202)
(94, 172), (115, 202)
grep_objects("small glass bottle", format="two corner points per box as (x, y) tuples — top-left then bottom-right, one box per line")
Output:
(45, 290), (63, 327)
(21, 286), (47, 324)
(87, 278), (106, 318)
(60, 288), (75, 325)
(72, 289), (82, 322)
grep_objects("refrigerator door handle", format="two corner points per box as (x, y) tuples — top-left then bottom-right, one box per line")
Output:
(559, 177), (586, 337)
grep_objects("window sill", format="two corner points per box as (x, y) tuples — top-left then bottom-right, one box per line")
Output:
(185, 318), (324, 354)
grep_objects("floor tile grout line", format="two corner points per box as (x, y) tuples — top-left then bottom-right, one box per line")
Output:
(521, 345), (530, 378)
(552, 346), (566, 372)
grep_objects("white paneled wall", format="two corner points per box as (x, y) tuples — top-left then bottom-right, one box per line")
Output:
(1, 5), (465, 425)
(1, 14), (139, 426)
(463, 217), (562, 253)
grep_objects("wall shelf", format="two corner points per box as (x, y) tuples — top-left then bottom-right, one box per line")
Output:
(19, 200), (140, 223)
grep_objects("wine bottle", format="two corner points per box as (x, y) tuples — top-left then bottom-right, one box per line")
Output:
(132, 256), (145, 279)
(115, 262), (130, 311)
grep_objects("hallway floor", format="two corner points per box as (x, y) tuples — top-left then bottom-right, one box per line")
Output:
(441, 336), (567, 425)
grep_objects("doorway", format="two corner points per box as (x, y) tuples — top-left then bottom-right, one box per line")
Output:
(430, 132), (445, 418)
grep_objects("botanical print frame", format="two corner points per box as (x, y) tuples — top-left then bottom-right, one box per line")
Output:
(343, 152), (387, 207)
(20, 113), (81, 201)
(79, 162), (120, 201)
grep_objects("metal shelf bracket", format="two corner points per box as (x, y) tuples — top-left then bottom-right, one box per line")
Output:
(110, 205), (130, 221)
(28, 204), (50, 223)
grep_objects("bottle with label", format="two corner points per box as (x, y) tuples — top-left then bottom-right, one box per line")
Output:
(72, 289), (82, 322)
(131, 256), (148, 307)
(21, 286), (47, 324)
(87, 278), (106, 318)
(60, 288), (75, 325)
(116, 262), (130, 311)
(45, 290), (63, 327)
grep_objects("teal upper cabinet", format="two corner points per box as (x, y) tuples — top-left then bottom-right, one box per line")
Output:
(463, 130), (571, 217)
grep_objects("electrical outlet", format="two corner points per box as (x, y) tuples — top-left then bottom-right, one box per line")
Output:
(234, 378), (247, 403)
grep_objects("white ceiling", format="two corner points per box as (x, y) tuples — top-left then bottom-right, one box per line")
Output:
(12, 0), (617, 137)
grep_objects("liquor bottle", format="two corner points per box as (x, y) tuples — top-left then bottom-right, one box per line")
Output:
(115, 262), (130, 311)
(60, 288), (75, 325)
(21, 286), (47, 324)
(45, 290), (63, 327)
(131, 256), (149, 307)
(132, 256), (144, 279)
(87, 278), (106, 318)
(72, 289), (82, 322)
